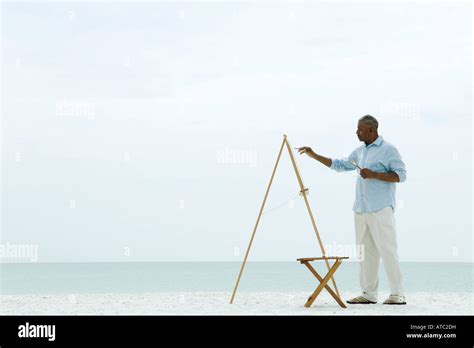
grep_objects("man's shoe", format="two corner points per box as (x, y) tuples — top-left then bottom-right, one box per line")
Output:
(346, 295), (377, 304)
(383, 294), (407, 305)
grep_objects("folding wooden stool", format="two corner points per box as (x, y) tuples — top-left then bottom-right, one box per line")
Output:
(297, 256), (349, 308)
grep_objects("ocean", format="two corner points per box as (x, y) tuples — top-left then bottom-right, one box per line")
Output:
(0, 262), (472, 295)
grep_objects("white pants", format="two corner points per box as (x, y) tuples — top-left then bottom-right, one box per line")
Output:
(354, 205), (404, 302)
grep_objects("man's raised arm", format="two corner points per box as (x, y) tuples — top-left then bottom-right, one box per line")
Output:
(297, 147), (358, 172)
(296, 147), (332, 167)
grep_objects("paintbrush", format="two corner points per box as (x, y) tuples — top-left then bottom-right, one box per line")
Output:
(350, 160), (362, 170)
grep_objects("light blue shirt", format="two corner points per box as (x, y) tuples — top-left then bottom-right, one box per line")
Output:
(330, 136), (407, 213)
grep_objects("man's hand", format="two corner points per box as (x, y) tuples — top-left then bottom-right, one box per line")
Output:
(360, 169), (400, 182)
(360, 168), (376, 179)
(296, 147), (332, 168)
(296, 146), (315, 157)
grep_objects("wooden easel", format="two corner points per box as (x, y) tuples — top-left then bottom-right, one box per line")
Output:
(229, 134), (347, 308)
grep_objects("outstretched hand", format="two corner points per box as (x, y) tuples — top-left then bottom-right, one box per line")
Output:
(296, 147), (314, 157)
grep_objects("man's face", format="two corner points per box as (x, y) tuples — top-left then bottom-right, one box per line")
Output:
(356, 121), (373, 142)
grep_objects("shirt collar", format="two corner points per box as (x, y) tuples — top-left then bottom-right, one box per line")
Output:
(366, 135), (383, 148)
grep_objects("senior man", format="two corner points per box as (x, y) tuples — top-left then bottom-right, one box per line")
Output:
(297, 115), (407, 305)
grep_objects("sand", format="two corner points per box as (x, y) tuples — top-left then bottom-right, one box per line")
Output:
(1, 291), (472, 315)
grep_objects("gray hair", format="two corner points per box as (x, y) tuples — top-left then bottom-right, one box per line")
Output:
(358, 115), (378, 131)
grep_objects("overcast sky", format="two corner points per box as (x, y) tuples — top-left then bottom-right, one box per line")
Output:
(1, 1), (472, 262)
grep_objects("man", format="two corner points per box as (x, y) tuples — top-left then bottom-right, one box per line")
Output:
(297, 115), (407, 305)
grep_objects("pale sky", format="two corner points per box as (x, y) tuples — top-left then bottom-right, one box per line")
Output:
(1, 1), (472, 262)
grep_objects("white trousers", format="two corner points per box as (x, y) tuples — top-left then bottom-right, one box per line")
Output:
(354, 205), (404, 301)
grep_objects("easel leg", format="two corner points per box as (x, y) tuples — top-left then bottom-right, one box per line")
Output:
(284, 138), (342, 299)
(229, 136), (287, 304)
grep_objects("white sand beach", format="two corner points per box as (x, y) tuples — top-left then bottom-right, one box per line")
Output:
(1, 291), (472, 315)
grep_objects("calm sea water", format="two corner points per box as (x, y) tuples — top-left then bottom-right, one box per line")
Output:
(0, 262), (472, 295)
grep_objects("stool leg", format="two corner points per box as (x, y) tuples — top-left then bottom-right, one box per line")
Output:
(304, 260), (342, 308)
(303, 261), (347, 308)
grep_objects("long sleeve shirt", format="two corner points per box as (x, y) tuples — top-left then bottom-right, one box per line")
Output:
(330, 136), (407, 213)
